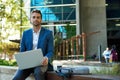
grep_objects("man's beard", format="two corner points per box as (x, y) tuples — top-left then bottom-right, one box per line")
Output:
(33, 23), (40, 27)
(32, 21), (40, 27)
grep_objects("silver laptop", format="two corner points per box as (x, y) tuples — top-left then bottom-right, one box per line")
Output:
(15, 49), (44, 70)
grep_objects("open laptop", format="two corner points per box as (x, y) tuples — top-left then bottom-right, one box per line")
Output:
(14, 49), (44, 70)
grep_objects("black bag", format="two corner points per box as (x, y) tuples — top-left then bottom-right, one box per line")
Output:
(55, 67), (73, 80)
(55, 66), (89, 80)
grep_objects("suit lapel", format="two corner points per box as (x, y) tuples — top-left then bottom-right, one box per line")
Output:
(37, 27), (44, 48)
(29, 29), (33, 49)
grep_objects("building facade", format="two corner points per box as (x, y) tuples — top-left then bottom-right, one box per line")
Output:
(23, 0), (120, 60)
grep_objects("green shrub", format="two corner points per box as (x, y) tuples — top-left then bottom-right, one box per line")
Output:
(93, 67), (112, 75)
(92, 63), (120, 76)
(0, 59), (17, 66)
(111, 64), (120, 75)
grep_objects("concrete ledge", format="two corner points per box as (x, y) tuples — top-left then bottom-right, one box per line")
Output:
(0, 66), (17, 74)
(0, 65), (120, 80)
(0, 66), (34, 80)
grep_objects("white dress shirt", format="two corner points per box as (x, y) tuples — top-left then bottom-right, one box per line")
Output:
(33, 28), (41, 50)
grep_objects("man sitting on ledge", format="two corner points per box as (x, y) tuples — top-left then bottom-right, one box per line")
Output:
(12, 9), (54, 80)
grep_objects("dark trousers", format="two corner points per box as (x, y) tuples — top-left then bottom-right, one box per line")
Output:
(105, 58), (109, 63)
(12, 66), (46, 80)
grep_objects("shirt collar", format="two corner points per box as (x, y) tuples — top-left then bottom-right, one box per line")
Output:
(32, 27), (41, 34)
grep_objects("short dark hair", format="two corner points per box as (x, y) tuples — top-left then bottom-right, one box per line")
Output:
(31, 9), (42, 19)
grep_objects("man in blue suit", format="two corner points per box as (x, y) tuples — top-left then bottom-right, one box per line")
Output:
(13, 9), (54, 80)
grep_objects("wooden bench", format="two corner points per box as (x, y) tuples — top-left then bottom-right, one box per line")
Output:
(46, 71), (119, 80)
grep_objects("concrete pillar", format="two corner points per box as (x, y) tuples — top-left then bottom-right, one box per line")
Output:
(76, 0), (81, 35)
(80, 0), (107, 56)
(48, 23), (54, 35)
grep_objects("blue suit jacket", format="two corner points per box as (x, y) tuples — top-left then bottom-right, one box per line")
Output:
(20, 27), (54, 70)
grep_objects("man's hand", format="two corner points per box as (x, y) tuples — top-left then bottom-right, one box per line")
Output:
(42, 57), (48, 66)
